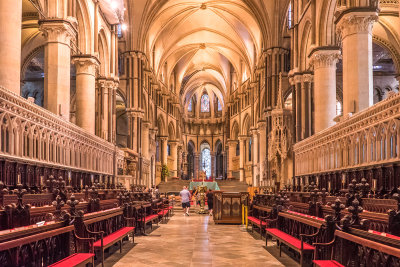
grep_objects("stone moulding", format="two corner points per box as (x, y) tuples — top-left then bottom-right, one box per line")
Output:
(0, 86), (123, 175)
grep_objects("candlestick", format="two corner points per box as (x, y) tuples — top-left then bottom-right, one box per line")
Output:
(40, 176), (43, 186)
(328, 181), (331, 192)
(373, 179), (377, 191)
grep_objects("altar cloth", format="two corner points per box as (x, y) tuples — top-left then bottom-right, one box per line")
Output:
(189, 181), (220, 191)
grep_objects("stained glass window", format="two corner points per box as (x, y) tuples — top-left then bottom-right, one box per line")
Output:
(201, 148), (211, 178)
(201, 94), (210, 112)
(188, 98), (193, 112)
(217, 98), (222, 111)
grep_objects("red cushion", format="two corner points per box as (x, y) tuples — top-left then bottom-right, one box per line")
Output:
(93, 227), (134, 247)
(49, 253), (94, 267)
(158, 210), (167, 216)
(145, 214), (158, 222)
(266, 228), (315, 250)
(313, 260), (344, 267)
(168, 206), (173, 210)
(248, 216), (267, 226)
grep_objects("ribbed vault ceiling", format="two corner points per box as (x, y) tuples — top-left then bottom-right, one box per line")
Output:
(141, 0), (265, 110)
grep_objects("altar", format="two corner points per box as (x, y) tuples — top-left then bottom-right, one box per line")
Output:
(189, 181), (220, 191)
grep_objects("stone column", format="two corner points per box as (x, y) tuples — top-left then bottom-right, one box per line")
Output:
(239, 136), (246, 182)
(170, 141), (178, 177)
(227, 140), (236, 178)
(0, 0), (22, 93)
(251, 128), (259, 186)
(258, 122), (267, 182)
(142, 121), (150, 159)
(309, 48), (341, 132)
(210, 151), (216, 179)
(159, 136), (168, 167)
(72, 55), (99, 133)
(194, 152), (200, 179)
(336, 11), (378, 115)
(40, 19), (76, 120)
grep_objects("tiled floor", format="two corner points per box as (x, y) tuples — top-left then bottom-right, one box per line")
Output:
(103, 210), (299, 267)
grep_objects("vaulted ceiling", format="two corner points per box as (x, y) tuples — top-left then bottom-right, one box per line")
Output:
(124, 0), (289, 112)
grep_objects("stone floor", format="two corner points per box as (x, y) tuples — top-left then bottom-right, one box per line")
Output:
(102, 210), (299, 267)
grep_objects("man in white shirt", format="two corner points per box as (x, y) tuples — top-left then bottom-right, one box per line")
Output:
(180, 186), (191, 216)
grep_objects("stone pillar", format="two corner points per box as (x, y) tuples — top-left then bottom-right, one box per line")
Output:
(336, 11), (378, 115)
(258, 122), (267, 182)
(0, 0), (22, 93)
(40, 19), (76, 120)
(194, 152), (200, 179)
(72, 55), (99, 134)
(210, 151), (216, 179)
(293, 75), (302, 141)
(239, 136), (246, 182)
(160, 137), (168, 166)
(227, 140), (236, 178)
(142, 121), (150, 159)
(251, 128), (259, 186)
(309, 48), (341, 132)
(170, 141), (178, 177)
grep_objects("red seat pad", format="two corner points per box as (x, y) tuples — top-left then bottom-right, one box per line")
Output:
(93, 227), (134, 247)
(49, 253), (94, 267)
(158, 210), (167, 216)
(168, 206), (173, 210)
(313, 260), (344, 267)
(266, 228), (315, 250)
(248, 216), (267, 226)
(145, 214), (158, 221)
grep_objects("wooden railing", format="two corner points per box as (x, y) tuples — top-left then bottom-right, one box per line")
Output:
(0, 86), (124, 175)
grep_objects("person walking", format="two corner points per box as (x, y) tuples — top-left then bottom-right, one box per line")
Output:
(180, 186), (191, 216)
(206, 189), (214, 216)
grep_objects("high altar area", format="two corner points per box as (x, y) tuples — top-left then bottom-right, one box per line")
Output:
(0, 0), (399, 266)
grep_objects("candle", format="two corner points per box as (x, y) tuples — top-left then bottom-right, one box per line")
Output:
(373, 179), (377, 191)
(328, 181), (331, 192)
(17, 174), (21, 184)
(40, 176), (43, 186)
(80, 179), (83, 188)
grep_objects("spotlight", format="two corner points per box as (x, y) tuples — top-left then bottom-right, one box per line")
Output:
(121, 24), (127, 31)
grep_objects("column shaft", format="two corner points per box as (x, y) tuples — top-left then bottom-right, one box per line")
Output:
(41, 20), (76, 120)
(73, 55), (99, 133)
(0, 0), (22, 93)
(310, 49), (340, 132)
(336, 12), (377, 114)
(239, 137), (245, 182)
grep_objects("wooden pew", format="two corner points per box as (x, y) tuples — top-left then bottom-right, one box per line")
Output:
(0, 223), (94, 267)
(139, 203), (159, 234)
(75, 207), (135, 267)
(247, 205), (272, 237)
(265, 211), (335, 266)
(313, 229), (400, 267)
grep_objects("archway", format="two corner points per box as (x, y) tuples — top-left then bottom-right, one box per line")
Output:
(215, 140), (224, 178)
(187, 141), (195, 179)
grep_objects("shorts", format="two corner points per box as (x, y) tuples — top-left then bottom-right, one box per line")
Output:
(182, 202), (190, 208)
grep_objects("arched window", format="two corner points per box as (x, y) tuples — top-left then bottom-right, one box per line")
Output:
(201, 148), (211, 178)
(188, 98), (193, 112)
(336, 101), (342, 116)
(287, 1), (293, 29)
(217, 98), (222, 111)
(201, 94), (210, 112)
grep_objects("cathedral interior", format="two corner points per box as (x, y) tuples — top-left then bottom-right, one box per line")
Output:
(0, 0), (400, 266)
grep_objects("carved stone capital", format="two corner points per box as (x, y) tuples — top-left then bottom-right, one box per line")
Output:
(309, 49), (341, 70)
(39, 18), (77, 45)
(336, 12), (378, 38)
(72, 55), (100, 76)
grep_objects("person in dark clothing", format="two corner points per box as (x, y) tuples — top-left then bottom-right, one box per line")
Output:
(206, 189), (214, 216)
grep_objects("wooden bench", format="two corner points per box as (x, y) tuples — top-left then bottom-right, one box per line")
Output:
(265, 211), (333, 266)
(75, 207), (135, 267)
(313, 229), (400, 267)
(140, 203), (159, 234)
(0, 224), (94, 267)
(247, 205), (272, 237)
